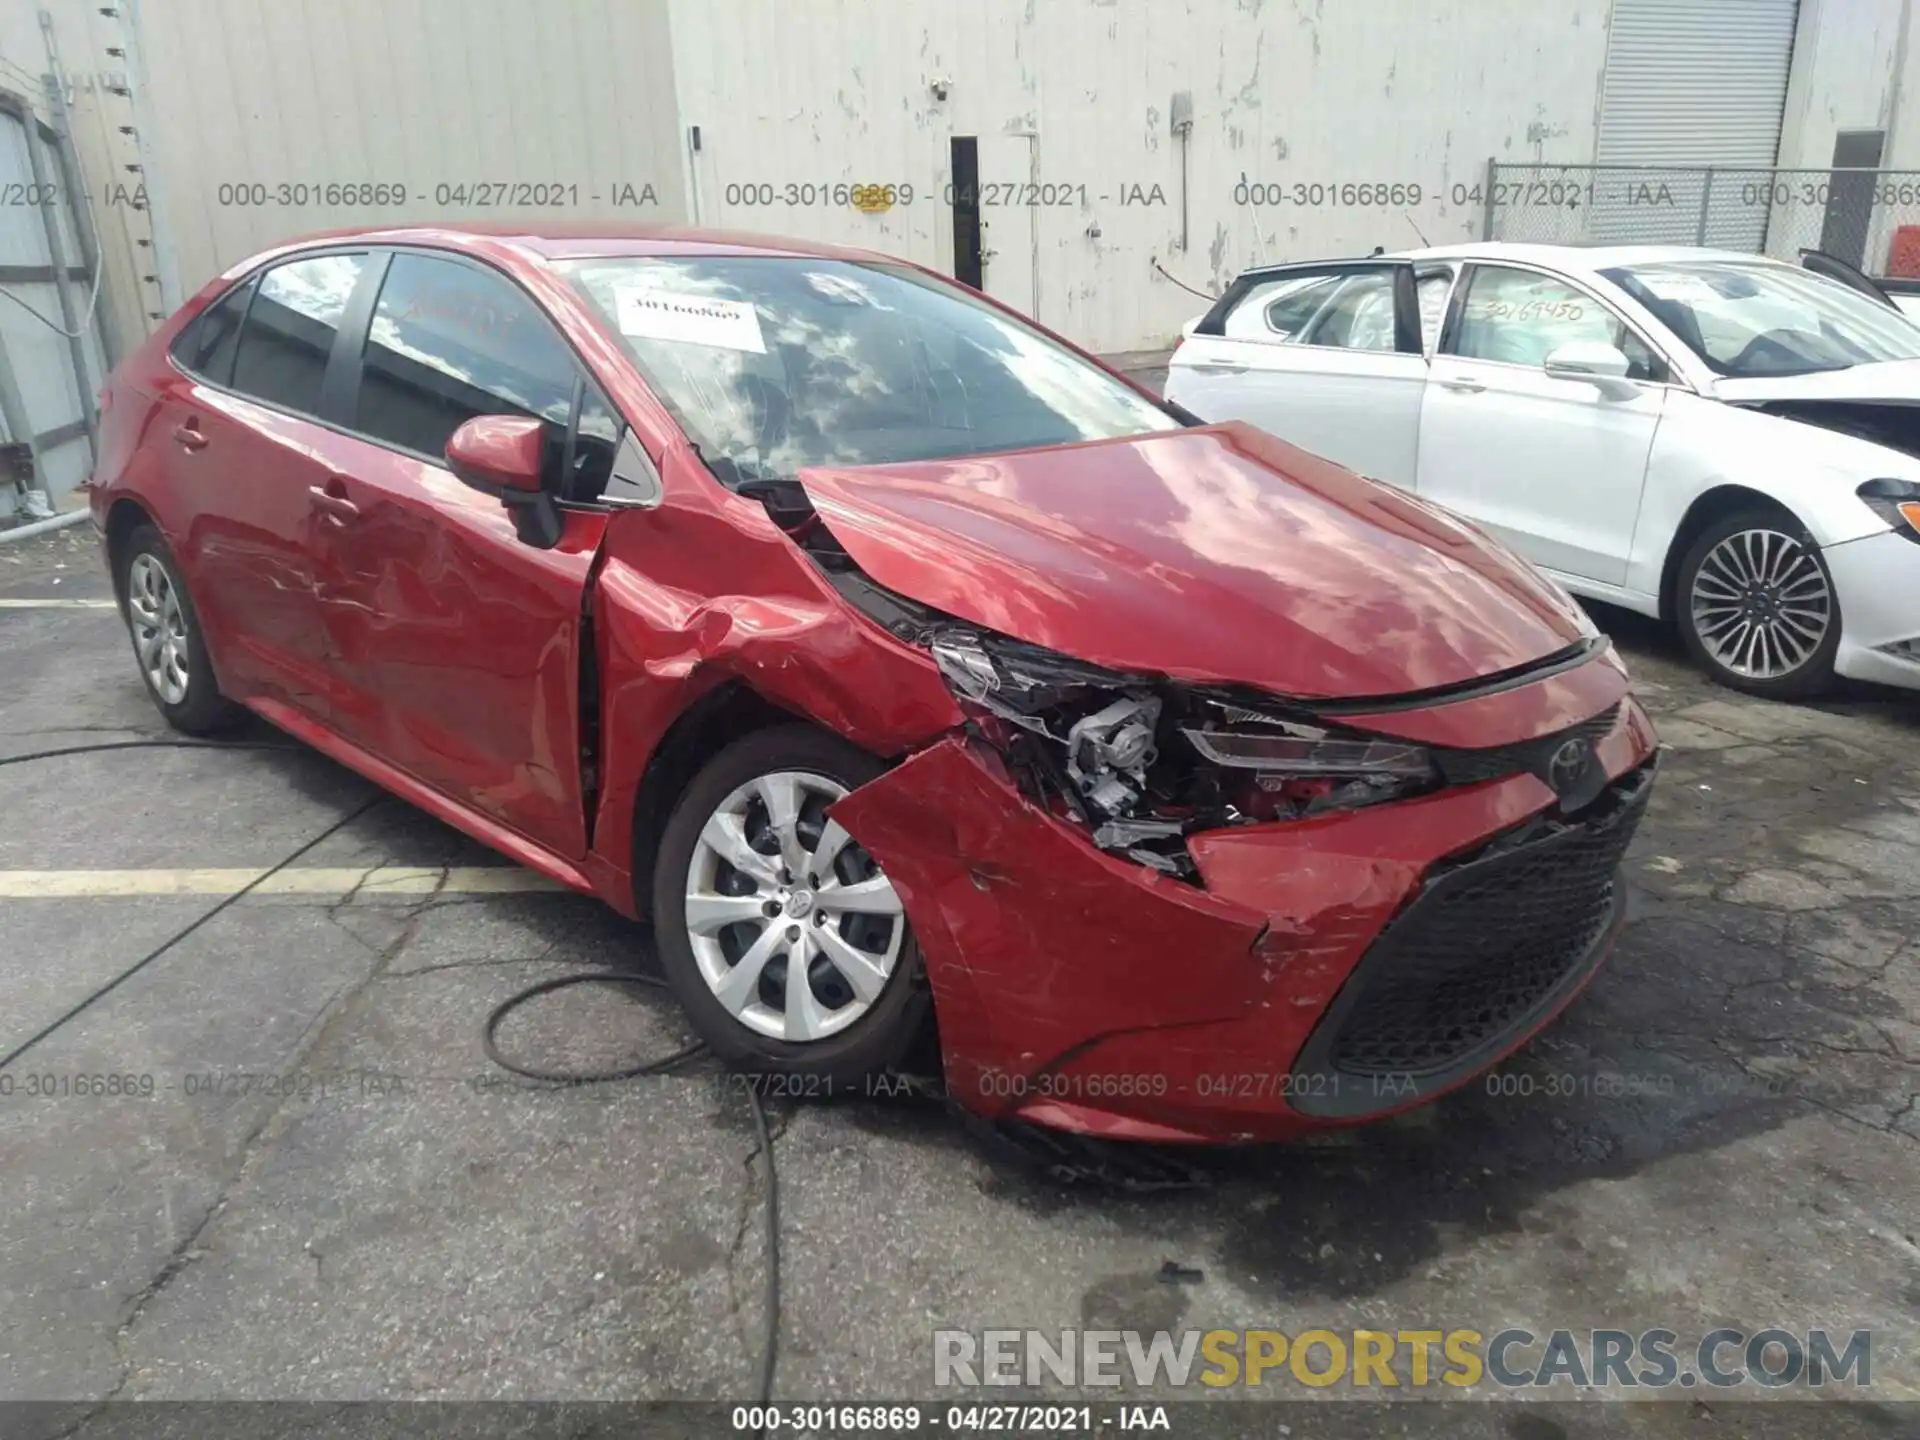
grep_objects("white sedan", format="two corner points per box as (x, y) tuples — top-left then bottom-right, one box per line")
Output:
(1166, 242), (1920, 699)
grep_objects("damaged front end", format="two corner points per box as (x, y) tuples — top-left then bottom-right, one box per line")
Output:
(794, 527), (1439, 878)
(757, 465), (1655, 1138)
(786, 505), (1583, 886)
(918, 626), (1438, 880)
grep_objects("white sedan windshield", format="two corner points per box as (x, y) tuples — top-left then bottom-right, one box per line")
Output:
(561, 257), (1179, 485)
(1603, 260), (1920, 378)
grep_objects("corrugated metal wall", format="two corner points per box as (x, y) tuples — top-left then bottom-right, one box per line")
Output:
(27, 0), (1920, 355)
(107, 0), (1619, 353)
(126, 0), (688, 299)
(665, 0), (1617, 352)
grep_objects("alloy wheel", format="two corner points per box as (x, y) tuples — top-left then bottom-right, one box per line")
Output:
(126, 552), (191, 705)
(683, 770), (905, 1043)
(1688, 527), (1833, 681)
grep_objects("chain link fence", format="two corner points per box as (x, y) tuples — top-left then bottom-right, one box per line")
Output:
(1484, 162), (1920, 279)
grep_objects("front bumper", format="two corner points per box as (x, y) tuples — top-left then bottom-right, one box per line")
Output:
(832, 688), (1660, 1144)
(1826, 527), (1920, 689)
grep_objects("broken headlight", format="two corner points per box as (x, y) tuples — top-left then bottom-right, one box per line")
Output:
(1858, 477), (1920, 545)
(1178, 711), (1437, 832)
(927, 628), (1438, 881)
(1181, 722), (1432, 778)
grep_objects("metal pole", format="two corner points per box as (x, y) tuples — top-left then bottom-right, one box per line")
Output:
(40, 10), (121, 366)
(1178, 131), (1189, 252)
(19, 106), (97, 466)
(0, 328), (37, 502)
(1024, 132), (1039, 322)
(1695, 167), (1714, 246)
(1481, 156), (1497, 240)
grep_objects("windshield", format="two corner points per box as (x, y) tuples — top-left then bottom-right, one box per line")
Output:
(560, 256), (1180, 485)
(1602, 260), (1920, 378)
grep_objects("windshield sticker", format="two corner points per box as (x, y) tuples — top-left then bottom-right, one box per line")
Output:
(1636, 273), (1723, 306)
(612, 288), (767, 353)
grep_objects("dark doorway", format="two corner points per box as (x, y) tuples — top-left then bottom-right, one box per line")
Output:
(950, 136), (982, 290)
(1819, 129), (1886, 271)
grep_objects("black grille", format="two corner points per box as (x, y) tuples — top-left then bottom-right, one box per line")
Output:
(1435, 702), (1621, 787)
(1287, 760), (1654, 1118)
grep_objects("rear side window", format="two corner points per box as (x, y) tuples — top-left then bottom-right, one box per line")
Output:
(170, 277), (254, 385)
(229, 253), (367, 416)
(354, 253), (579, 477)
(1211, 263), (1412, 353)
(1260, 273), (1395, 350)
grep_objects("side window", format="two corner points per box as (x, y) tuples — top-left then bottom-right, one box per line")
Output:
(568, 383), (623, 502)
(1415, 270), (1453, 354)
(1615, 325), (1663, 380)
(1315, 274), (1397, 351)
(1450, 266), (1661, 380)
(1259, 276), (1345, 337)
(354, 253), (577, 480)
(229, 254), (367, 416)
(1222, 266), (1404, 352)
(170, 277), (255, 385)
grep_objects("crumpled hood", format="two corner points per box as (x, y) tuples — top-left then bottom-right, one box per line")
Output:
(798, 422), (1592, 701)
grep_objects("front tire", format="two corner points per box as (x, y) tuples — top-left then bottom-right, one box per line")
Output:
(650, 725), (931, 1085)
(114, 524), (244, 734)
(1676, 508), (1841, 700)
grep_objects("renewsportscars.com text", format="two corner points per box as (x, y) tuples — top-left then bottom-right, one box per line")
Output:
(933, 1327), (1872, 1391)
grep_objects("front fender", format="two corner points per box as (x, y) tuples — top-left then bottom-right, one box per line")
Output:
(1626, 393), (1914, 602)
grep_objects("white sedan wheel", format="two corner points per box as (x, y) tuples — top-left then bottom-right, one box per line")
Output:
(1687, 525), (1834, 681)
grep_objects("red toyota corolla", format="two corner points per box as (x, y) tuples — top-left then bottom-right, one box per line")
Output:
(90, 223), (1656, 1143)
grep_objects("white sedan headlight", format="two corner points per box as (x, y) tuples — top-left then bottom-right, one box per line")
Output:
(1858, 478), (1920, 544)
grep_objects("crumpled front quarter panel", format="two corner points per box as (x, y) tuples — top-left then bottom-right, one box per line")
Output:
(827, 738), (1272, 1111)
(586, 448), (961, 908)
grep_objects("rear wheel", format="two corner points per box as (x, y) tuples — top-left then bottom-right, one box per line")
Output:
(115, 525), (244, 733)
(1676, 508), (1840, 700)
(651, 726), (930, 1085)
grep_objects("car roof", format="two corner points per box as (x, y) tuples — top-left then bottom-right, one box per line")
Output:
(238, 220), (898, 272)
(1385, 241), (1799, 273)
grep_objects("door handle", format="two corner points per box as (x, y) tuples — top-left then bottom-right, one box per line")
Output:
(171, 422), (208, 451)
(1438, 375), (1486, 394)
(1187, 362), (1249, 374)
(308, 483), (359, 523)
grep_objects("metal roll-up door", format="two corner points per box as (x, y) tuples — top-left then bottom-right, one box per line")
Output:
(1588, 0), (1801, 248)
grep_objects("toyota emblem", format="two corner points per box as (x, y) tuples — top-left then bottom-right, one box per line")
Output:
(1547, 738), (1590, 795)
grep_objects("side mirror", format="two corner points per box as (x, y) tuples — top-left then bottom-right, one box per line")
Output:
(1543, 340), (1640, 399)
(447, 414), (545, 493)
(1544, 340), (1631, 381)
(1181, 314), (1205, 340)
(446, 414), (562, 548)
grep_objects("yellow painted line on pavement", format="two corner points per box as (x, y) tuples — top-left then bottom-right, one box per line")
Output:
(0, 598), (116, 609)
(0, 865), (562, 898)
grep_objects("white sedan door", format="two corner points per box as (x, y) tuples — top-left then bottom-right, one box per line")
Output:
(1416, 263), (1667, 586)
(1166, 260), (1427, 487)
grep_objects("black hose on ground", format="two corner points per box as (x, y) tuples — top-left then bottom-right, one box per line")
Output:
(482, 972), (781, 1402)
(0, 739), (784, 1407)
(0, 736), (375, 1071)
(0, 738), (302, 767)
